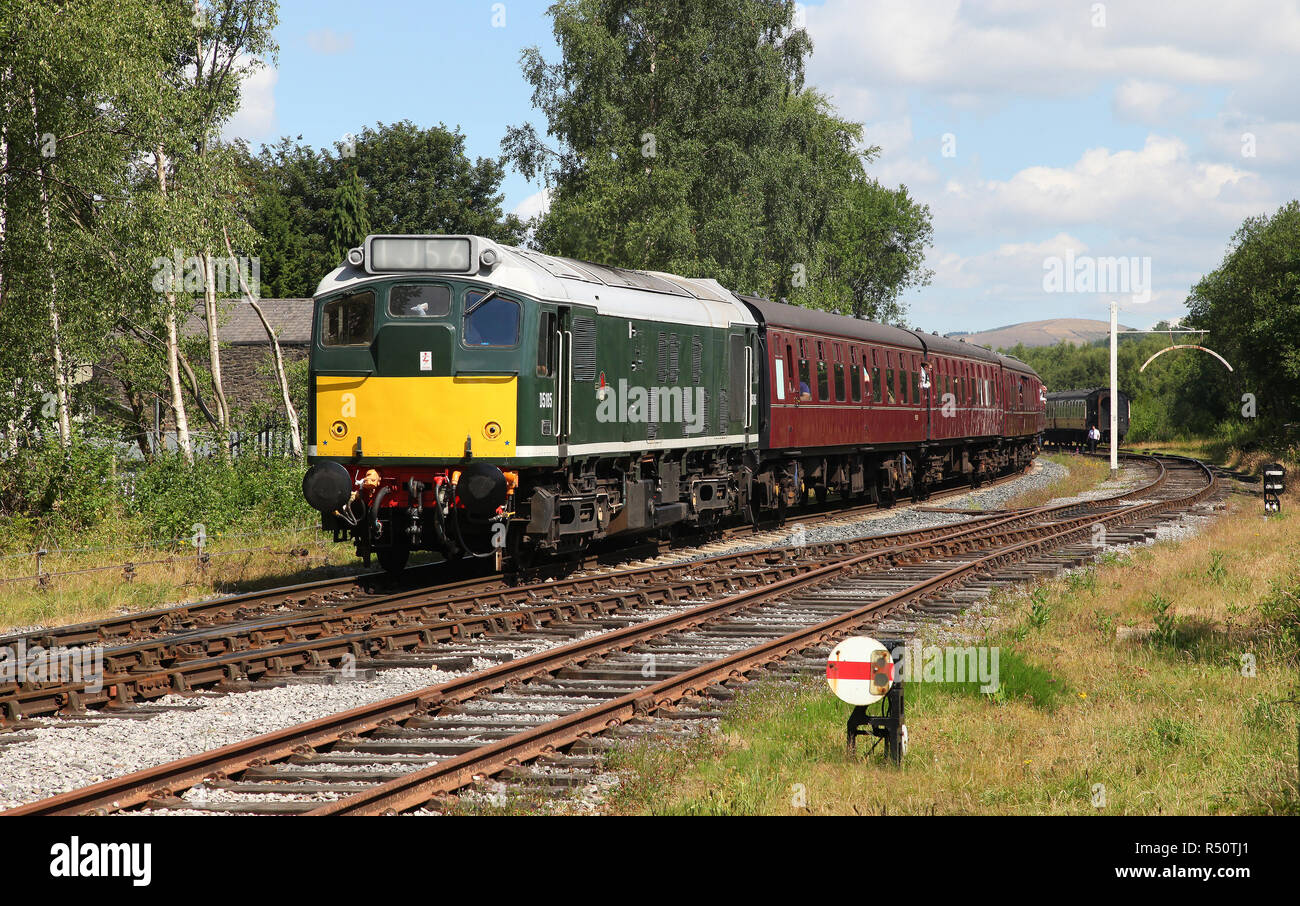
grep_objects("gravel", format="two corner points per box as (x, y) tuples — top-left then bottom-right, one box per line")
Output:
(0, 456), (1088, 810)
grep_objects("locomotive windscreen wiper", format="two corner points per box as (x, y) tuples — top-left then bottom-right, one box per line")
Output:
(464, 290), (498, 316)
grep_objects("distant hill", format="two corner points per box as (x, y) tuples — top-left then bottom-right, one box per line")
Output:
(947, 318), (1134, 349)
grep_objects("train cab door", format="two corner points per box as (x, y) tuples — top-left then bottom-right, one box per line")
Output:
(745, 327), (758, 443)
(547, 305), (572, 453)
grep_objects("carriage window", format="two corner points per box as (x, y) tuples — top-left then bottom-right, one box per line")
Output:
(389, 284), (451, 318)
(321, 291), (374, 346)
(911, 371), (920, 403)
(872, 367), (882, 403)
(798, 359), (811, 400)
(464, 291), (521, 347)
(834, 364), (846, 401)
(899, 368), (909, 404)
(850, 364), (861, 402)
(817, 361), (829, 401)
(774, 357), (786, 401)
(885, 368), (896, 404)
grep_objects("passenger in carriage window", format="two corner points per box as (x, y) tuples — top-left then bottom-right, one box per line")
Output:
(798, 359), (812, 400)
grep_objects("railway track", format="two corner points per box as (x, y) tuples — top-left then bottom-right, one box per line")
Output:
(0, 453), (1222, 816)
(0, 462), (1062, 722)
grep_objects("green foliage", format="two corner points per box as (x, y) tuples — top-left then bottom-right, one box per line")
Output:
(242, 121), (523, 298)
(328, 168), (371, 262)
(1028, 586), (1053, 629)
(1186, 200), (1300, 431)
(0, 432), (311, 551)
(1207, 550), (1228, 586)
(126, 454), (312, 542)
(933, 645), (1071, 712)
(807, 179), (934, 322)
(1149, 592), (1181, 647)
(0, 436), (121, 542)
(1258, 575), (1300, 657)
(505, 0), (928, 314)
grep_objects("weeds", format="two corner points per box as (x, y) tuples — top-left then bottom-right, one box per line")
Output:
(1149, 592), (1181, 647)
(1028, 586), (1053, 630)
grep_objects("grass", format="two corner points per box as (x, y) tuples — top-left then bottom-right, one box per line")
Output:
(1000, 452), (1112, 509)
(0, 526), (364, 631)
(604, 465), (1300, 815)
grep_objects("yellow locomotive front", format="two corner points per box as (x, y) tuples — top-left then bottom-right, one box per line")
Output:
(302, 236), (530, 571)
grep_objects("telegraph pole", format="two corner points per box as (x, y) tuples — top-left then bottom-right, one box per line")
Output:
(1109, 299), (1118, 476)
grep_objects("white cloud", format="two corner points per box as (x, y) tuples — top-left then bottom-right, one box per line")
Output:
(223, 63), (278, 143)
(794, 1), (1300, 330)
(306, 28), (354, 55)
(1113, 80), (1194, 124)
(942, 135), (1266, 236)
(805, 0), (1296, 114)
(511, 187), (552, 221)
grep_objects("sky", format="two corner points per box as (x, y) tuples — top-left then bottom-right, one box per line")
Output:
(228, 0), (1300, 334)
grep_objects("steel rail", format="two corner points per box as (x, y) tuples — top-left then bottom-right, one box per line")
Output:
(309, 457), (1213, 815)
(0, 458), (1164, 721)
(1, 455), (1212, 816)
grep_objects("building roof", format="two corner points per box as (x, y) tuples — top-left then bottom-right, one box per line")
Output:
(181, 299), (314, 345)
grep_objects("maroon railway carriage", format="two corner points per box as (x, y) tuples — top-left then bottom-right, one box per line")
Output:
(737, 296), (1043, 511)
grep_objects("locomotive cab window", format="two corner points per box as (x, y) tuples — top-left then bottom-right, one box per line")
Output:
(388, 284), (451, 318)
(464, 290), (521, 347)
(537, 311), (556, 376)
(321, 291), (374, 347)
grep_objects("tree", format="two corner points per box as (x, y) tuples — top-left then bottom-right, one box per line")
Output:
(808, 178), (934, 322)
(339, 121), (522, 243)
(0, 0), (176, 447)
(328, 167), (370, 262)
(504, 0), (867, 298)
(1185, 199), (1300, 432)
(241, 122), (523, 297)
